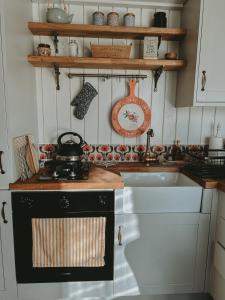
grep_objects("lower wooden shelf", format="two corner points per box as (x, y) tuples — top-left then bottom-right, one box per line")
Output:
(27, 55), (186, 71)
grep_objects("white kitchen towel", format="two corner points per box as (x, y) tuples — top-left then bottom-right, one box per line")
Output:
(32, 217), (106, 268)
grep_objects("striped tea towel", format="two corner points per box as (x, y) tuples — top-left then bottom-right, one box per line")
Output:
(32, 217), (106, 268)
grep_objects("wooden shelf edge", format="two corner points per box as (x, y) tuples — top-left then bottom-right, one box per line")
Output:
(27, 55), (186, 71)
(28, 22), (187, 41)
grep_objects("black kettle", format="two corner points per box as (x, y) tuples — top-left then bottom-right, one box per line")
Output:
(56, 132), (85, 161)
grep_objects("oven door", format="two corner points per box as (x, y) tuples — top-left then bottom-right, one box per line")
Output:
(12, 191), (114, 283)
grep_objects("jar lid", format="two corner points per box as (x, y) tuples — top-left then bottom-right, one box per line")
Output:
(93, 11), (104, 16)
(107, 12), (119, 16)
(38, 43), (50, 48)
(124, 12), (135, 17)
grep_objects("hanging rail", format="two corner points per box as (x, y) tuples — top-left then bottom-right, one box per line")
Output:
(67, 73), (148, 80)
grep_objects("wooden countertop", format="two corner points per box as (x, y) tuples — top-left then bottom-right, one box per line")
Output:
(9, 165), (124, 190)
(9, 162), (225, 192)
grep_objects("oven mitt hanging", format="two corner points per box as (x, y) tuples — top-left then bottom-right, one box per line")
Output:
(71, 82), (98, 120)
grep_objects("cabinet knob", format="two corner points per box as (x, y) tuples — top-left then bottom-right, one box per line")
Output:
(59, 196), (70, 209)
(201, 70), (207, 91)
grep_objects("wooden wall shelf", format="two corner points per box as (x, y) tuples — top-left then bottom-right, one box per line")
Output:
(27, 55), (186, 71)
(28, 22), (187, 41)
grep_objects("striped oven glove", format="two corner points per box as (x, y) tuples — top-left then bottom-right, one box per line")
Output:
(71, 82), (98, 120)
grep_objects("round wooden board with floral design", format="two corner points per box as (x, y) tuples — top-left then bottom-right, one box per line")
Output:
(112, 80), (151, 138)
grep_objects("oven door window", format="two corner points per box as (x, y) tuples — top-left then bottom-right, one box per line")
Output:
(32, 217), (106, 268)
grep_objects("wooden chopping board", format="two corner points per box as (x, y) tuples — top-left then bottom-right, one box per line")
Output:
(25, 135), (39, 174)
(111, 79), (151, 138)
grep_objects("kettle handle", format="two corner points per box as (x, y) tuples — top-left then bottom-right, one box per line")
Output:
(57, 132), (84, 146)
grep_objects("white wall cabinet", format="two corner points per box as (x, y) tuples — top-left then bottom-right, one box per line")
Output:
(114, 213), (210, 297)
(176, 0), (225, 107)
(0, 0), (38, 298)
(0, 11), (10, 190)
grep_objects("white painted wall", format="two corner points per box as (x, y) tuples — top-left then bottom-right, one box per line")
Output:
(32, 1), (225, 146)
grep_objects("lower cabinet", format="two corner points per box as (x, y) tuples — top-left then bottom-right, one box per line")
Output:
(114, 213), (210, 297)
(0, 191), (17, 300)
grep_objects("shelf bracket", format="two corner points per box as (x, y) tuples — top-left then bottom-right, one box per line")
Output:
(153, 66), (164, 92)
(54, 64), (60, 91)
(158, 36), (162, 53)
(53, 31), (59, 54)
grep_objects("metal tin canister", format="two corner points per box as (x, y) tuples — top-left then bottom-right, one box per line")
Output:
(124, 13), (135, 27)
(93, 11), (105, 25)
(107, 12), (119, 26)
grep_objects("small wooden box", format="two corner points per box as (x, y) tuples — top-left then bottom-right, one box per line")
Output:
(91, 44), (131, 59)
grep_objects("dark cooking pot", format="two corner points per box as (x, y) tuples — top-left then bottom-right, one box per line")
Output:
(56, 132), (84, 161)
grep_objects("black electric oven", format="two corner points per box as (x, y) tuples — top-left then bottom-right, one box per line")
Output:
(12, 191), (114, 283)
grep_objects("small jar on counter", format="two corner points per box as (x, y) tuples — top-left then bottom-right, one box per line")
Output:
(123, 13), (135, 27)
(93, 11), (105, 25)
(69, 40), (79, 57)
(107, 12), (119, 26)
(37, 44), (51, 56)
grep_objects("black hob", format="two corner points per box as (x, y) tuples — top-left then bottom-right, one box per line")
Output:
(38, 160), (89, 181)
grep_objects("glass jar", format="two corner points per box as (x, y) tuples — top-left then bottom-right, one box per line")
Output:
(93, 11), (104, 25)
(107, 12), (119, 26)
(69, 40), (79, 57)
(124, 13), (135, 27)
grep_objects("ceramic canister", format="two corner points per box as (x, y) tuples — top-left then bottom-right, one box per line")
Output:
(37, 44), (51, 56)
(154, 12), (167, 28)
(124, 13), (135, 27)
(107, 12), (119, 26)
(93, 11), (104, 25)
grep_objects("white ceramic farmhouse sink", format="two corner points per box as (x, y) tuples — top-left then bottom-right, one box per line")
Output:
(121, 172), (199, 187)
(121, 172), (202, 213)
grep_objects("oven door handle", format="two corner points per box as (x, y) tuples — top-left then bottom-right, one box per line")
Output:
(1, 202), (8, 224)
(118, 226), (122, 246)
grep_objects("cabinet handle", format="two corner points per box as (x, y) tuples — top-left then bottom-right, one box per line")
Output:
(1, 202), (8, 224)
(201, 70), (206, 91)
(118, 226), (122, 246)
(0, 151), (5, 174)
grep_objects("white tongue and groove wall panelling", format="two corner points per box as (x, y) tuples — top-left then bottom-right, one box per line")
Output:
(32, 1), (225, 145)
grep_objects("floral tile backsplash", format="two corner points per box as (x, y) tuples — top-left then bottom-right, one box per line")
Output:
(39, 143), (206, 163)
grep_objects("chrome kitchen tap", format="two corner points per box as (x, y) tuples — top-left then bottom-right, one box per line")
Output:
(144, 129), (157, 166)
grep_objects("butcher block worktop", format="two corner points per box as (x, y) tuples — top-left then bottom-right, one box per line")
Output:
(9, 162), (225, 191)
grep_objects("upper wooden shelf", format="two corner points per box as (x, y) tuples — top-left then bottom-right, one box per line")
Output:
(27, 55), (186, 71)
(28, 22), (187, 41)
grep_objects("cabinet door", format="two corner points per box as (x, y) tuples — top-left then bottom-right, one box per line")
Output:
(0, 13), (10, 189)
(0, 191), (17, 300)
(114, 213), (210, 296)
(196, 0), (225, 105)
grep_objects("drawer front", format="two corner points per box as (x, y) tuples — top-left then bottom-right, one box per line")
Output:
(217, 217), (225, 249)
(214, 242), (225, 280)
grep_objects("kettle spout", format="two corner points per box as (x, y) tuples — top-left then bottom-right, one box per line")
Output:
(68, 14), (74, 23)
